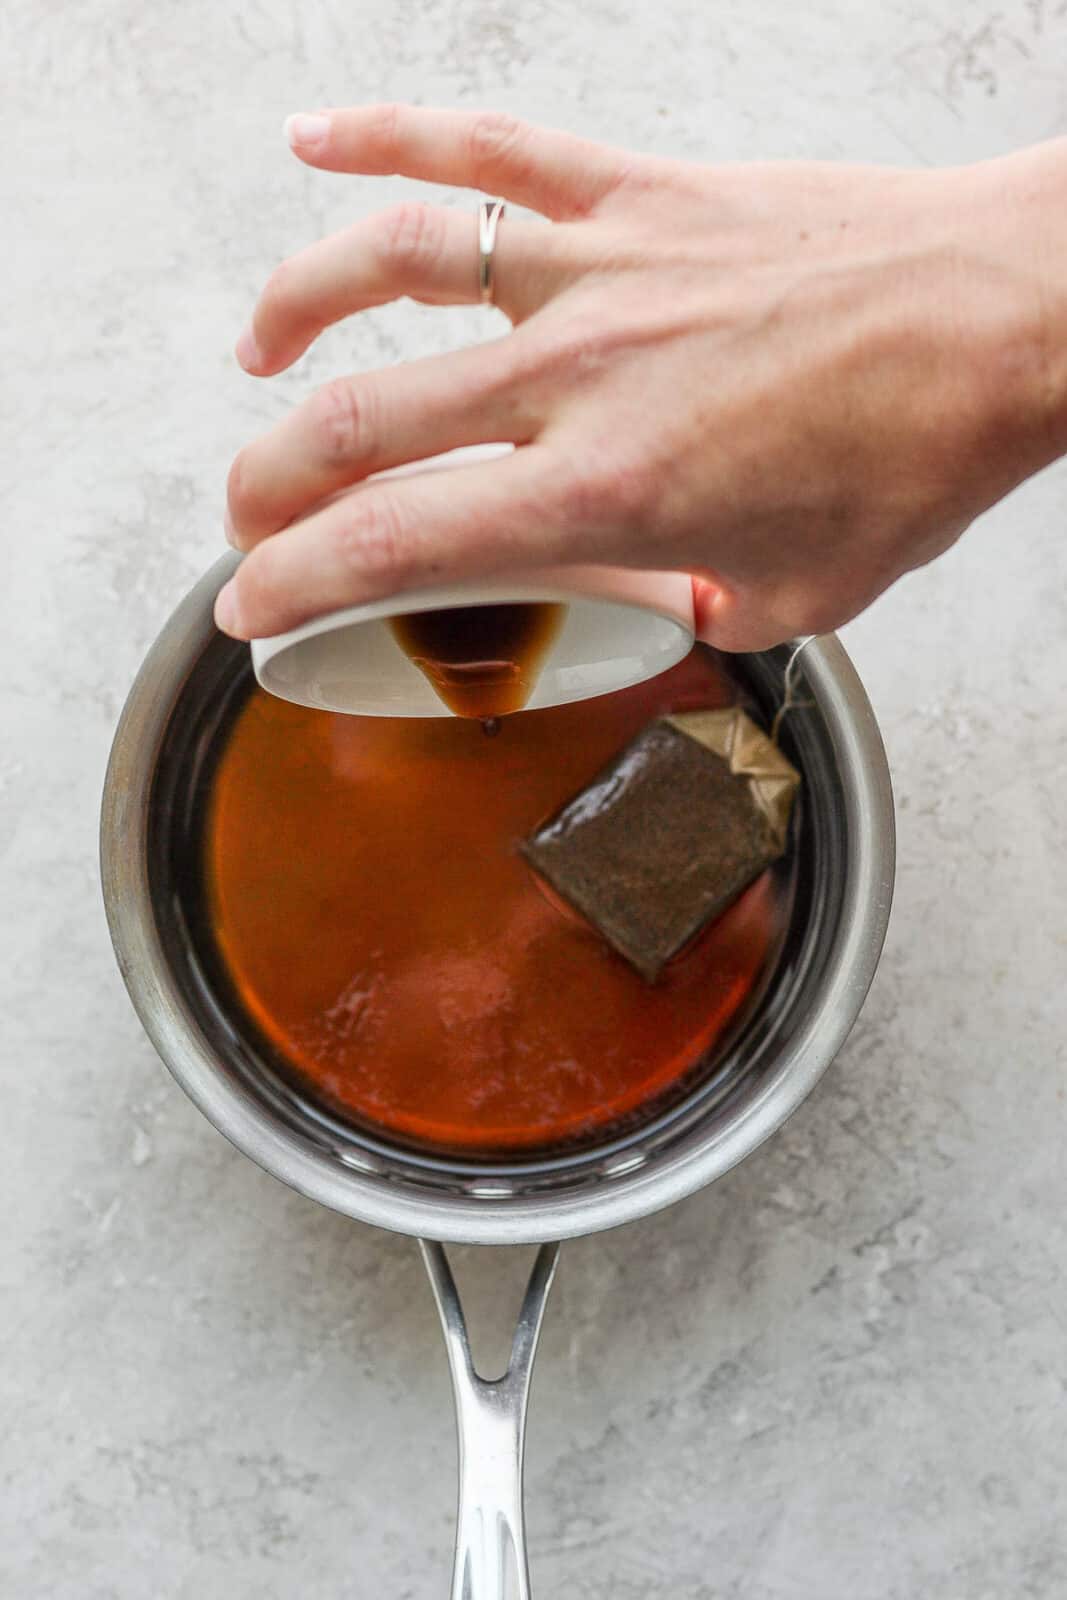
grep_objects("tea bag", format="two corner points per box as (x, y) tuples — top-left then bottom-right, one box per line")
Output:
(521, 708), (800, 983)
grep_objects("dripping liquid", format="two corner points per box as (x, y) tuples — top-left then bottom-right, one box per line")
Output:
(195, 649), (796, 1157)
(388, 601), (565, 719)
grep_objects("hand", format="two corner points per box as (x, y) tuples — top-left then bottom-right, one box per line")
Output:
(216, 106), (1066, 647)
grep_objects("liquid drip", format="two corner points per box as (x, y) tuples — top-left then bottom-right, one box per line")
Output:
(389, 602), (565, 719)
(199, 650), (793, 1156)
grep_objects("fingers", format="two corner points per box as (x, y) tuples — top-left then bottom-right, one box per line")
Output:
(237, 205), (567, 376)
(226, 340), (544, 549)
(283, 104), (631, 221)
(215, 445), (575, 640)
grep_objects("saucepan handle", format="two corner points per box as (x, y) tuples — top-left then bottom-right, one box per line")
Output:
(419, 1239), (561, 1600)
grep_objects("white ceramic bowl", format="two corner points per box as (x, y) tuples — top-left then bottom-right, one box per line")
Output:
(249, 446), (695, 717)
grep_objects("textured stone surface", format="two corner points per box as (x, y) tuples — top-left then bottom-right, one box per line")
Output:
(3, 1), (1067, 1595)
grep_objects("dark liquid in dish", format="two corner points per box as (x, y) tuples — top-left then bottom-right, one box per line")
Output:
(201, 649), (793, 1156)
(389, 601), (565, 720)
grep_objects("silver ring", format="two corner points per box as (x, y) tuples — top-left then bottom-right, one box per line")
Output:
(478, 199), (506, 305)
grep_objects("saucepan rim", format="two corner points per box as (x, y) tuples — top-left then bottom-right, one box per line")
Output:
(100, 555), (895, 1244)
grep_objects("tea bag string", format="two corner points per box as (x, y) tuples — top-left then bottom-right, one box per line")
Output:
(770, 635), (817, 745)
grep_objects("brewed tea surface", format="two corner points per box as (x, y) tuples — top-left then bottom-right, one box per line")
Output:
(202, 649), (791, 1154)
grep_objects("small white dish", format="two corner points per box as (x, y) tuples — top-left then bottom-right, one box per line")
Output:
(249, 446), (696, 718)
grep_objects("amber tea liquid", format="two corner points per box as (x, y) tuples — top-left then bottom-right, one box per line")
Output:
(201, 649), (792, 1155)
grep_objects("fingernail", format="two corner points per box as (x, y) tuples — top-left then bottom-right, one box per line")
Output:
(284, 112), (330, 151)
(235, 325), (263, 371)
(214, 582), (241, 636)
(223, 508), (239, 548)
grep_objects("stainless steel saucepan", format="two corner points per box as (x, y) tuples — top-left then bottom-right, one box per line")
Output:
(101, 556), (894, 1599)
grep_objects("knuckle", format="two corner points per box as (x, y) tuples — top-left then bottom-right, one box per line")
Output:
(332, 494), (411, 589)
(467, 110), (528, 184)
(611, 155), (672, 202)
(556, 450), (653, 534)
(226, 450), (267, 539)
(553, 464), (615, 532)
(231, 549), (274, 626)
(306, 378), (376, 466)
(377, 201), (442, 274)
(259, 258), (296, 324)
(226, 451), (248, 517)
(604, 457), (654, 525)
(364, 101), (401, 157)
(532, 314), (622, 385)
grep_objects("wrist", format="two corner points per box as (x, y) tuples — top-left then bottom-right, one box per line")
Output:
(964, 139), (1067, 472)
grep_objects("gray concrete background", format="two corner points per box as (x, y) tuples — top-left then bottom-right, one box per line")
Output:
(4, 1), (1067, 1595)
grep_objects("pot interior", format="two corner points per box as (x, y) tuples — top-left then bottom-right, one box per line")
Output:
(144, 636), (851, 1205)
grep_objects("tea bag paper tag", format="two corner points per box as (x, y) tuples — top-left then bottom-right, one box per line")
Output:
(665, 709), (800, 851)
